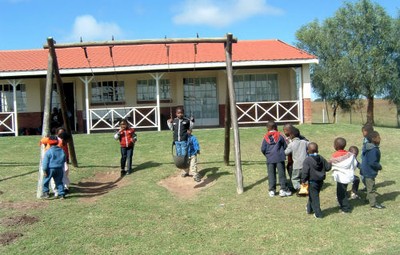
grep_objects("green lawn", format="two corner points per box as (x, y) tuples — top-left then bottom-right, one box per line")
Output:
(1, 124), (399, 254)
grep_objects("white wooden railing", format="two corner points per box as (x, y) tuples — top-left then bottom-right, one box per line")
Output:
(0, 112), (16, 135)
(236, 101), (300, 124)
(89, 106), (158, 132)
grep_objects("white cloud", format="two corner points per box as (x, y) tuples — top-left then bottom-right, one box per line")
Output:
(173, 0), (283, 27)
(68, 15), (122, 42)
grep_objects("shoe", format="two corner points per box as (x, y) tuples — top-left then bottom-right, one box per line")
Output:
(41, 192), (50, 199)
(314, 213), (323, 219)
(181, 172), (189, 178)
(194, 175), (201, 182)
(120, 170), (127, 177)
(126, 170), (132, 175)
(339, 209), (351, 214)
(269, 191), (275, 197)
(305, 206), (312, 215)
(59, 195), (65, 200)
(64, 188), (70, 194)
(279, 190), (292, 197)
(350, 192), (359, 199)
(371, 204), (385, 209)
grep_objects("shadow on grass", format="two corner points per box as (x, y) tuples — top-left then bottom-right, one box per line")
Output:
(379, 191), (400, 203)
(68, 176), (124, 199)
(134, 161), (162, 172)
(244, 176), (268, 192)
(0, 162), (37, 167)
(194, 167), (231, 189)
(376, 180), (396, 188)
(0, 169), (37, 182)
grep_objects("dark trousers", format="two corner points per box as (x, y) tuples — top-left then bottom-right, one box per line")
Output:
(307, 180), (324, 218)
(337, 182), (351, 212)
(120, 146), (134, 173)
(352, 175), (360, 193)
(267, 162), (287, 191)
(365, 177), (377, 206)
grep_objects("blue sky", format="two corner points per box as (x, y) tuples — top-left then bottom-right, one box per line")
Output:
(0, 0), (398, 50)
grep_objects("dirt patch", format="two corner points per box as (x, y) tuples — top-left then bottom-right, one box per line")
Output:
(1, 214), (39, 227)
(158, 171), (217, 199)
(70, 171), (129, 203)
(0, 201), (47, 211)
(0, 232), (23, 246)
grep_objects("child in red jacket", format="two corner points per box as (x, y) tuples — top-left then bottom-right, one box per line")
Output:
(114, 119), (137, 176)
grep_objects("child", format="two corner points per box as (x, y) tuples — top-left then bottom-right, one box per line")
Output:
(361, 131), (385, 209)
(167, 107), (194, 158)
(114, 119), (137, 176)
(261, 121), (292, 197)
(282, 124), (294, 189)
(301, 142), (331, 218)
(185, 129), (201, 182)
(330, 137), (358, 213)
(42, 136), (66, 199)
(284, 126), (309, 192)
(348, 146), (361, 199)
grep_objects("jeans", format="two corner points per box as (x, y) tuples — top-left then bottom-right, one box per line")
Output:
(43, 167), (64, 196)
(267, 161), (287, 191)
(121, 146), (134, 173)
(175, 141), (188, 156)
(336, 182), (351, 212)
(307, 180), (324, 217)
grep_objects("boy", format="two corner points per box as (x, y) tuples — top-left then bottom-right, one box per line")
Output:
(167, 107), (194, 158)
(114, 119), (137, 176)
(284, 126), (309, 192)
(185, 129), (201, 182)
(261, 121), (292, 197)
(301, 142), (331, 218)
(330, 137), (358, 213)
(348, 146), (361, 199)
(42, 136), (66, 199)
(361, 131), (385, 209)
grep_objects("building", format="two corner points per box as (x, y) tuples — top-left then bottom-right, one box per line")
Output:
(0, 39), (317, 135)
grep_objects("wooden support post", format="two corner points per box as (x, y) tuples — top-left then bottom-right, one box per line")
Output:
(224, 33), (243, 194)
(224, 84), (231, 166)
(37, 50), (54, 198)
(47, 37), (78, 167)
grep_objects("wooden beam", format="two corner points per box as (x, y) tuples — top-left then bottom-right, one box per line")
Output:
(43, 37), (238, 49)
(37, 50), (54, 198)
(224, 33), (243, 194)
(47, 37), (79, 167)
(224, 83), (231, 166)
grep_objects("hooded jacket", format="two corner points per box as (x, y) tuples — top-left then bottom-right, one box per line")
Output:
(301, 154), (331, 182)
(114, 128), (137, 148)
(261, 130), (287, 163)
(330, 150), (357, 184)
(361, 142), (382, 178)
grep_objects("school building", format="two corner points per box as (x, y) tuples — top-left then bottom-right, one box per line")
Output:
(0, 39), (318, 135)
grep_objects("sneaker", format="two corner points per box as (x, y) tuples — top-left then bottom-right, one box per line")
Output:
(194, 175), (201, 182)
(371, 204), (385, 209)
(279, 190), (292, 197)
(41, 192), (50, 199)
(120, 170), (127, 177)
(314, 213), (323, 219)
(305, 206), (312, 214)
(126, 170), (132, 175)
(339, 209), (351, 214)
(350, 192), (359, 199)
(181, 172), (189, 178)
(269, 191), (275, 197)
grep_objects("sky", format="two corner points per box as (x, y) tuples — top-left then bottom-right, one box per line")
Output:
(0, 0), (398, 50)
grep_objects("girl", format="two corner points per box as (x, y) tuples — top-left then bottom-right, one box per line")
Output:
(114, 119), (137, 176)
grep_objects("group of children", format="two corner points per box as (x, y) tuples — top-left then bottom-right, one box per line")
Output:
(261, 121), (384, 218)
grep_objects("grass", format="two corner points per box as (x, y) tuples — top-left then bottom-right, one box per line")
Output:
(0, 124), (399, 254)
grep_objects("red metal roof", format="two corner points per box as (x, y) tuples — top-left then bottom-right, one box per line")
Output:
(0, 40), (317, 73)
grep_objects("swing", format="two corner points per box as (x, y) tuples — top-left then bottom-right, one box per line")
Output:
(171, 141), (190, 169)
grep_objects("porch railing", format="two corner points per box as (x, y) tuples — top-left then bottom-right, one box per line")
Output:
(89, 106), (158, 132)
(0, 112), (16, 135)
(236, 100), (300, 124)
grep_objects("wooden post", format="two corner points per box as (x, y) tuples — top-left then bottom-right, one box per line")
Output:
(225, 33), (243, 194)
(37, 50), (54, 198)
(47, 37), (78, 167)
(224, 84), (231, 166)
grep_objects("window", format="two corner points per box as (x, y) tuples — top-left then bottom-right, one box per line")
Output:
(234, 74), (279, 102)
(91, 81), (124, 104)
(137, 79), (171, 101)
(0, 84), (27, 112)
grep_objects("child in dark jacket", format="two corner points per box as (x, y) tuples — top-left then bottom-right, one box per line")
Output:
(167, 107), (194, 157)
(261, 121), (291, 197)
(361, 131), (385, 209)
(42, 136), (66, 199)
(301, 142), (331, 218)
(114, 119), (137, 176)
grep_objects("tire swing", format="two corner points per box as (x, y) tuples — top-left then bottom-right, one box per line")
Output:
(171, 141), (190, 169)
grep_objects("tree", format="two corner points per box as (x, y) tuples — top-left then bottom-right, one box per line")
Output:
(296, 0), (397, 125)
